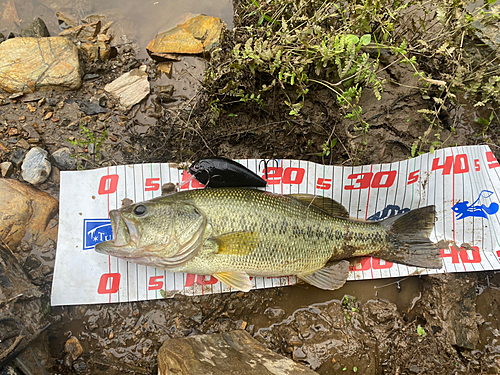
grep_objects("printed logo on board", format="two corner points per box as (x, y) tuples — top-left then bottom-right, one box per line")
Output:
(83, 219), (113, 250)
(452, 190), (499, 220)
(367, 205), (410, 221)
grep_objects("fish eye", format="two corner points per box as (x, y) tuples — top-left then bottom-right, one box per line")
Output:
(133, 205), (147, 216)
(193, 163), (200, 170)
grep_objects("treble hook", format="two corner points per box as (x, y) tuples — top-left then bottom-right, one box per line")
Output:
(259, 158), (279, 181)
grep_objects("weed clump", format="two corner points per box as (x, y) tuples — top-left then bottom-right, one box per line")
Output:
(204, 0), (500, 158)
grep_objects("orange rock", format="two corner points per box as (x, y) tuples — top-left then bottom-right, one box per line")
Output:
(0, 178), (58, 249)
(0, 37), (82, 93)
(147, 14), (224, 58)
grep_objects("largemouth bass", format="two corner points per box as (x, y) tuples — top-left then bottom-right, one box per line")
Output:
(95, 188), (442, 291)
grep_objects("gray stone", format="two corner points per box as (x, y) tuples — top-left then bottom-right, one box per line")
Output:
(10, 149), (26, 167)
(104, 65), (150, 109)
(73, 358), (87, 373)
(51, 147), (76, 170)
(0, 37), (82, 93)
(20, 18), (50, 38)
(157, 330), (318, 375)
(0, 161), (13, 177)
(21, 147), (51, 185)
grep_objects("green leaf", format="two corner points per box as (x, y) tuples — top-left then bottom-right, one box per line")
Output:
(359, 34), (371, 46)
(345, 34), (359, 45)
(417, 325), (426, 337)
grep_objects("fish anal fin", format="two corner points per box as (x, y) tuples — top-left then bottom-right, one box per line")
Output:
(287, 194), (349, 218)
(214, 231), (259, 256)
(214, 271), (252, 292)
(297, 260), (349, 290)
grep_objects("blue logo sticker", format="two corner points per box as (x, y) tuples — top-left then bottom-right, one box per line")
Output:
(368, 205), (410, 221)
(452, 190), (499, 220)
(83, 219), (113, 250)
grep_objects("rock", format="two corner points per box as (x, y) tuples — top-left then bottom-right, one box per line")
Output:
(0, 178), (58, 249)
(73, 358), (87, 372)
(21, 147), (52, 185)
(147, 14), (224, 58)
(17, 138), (30, 149)
(56, 12), (79, 30)
(158, 62), (173, 78)
(20, 18), (50, 38)
(51, 147), (76, 170)
(66, 99), (108, 115)
(157, 330), (318, 375)
(65, 337), (84, 361)
(80, 40), (117, 61)
(104, 65), (150, 109)
(0, 37), (82, 93)
(59, 21), (101, 42)
(0, 161), (13, 177)
(10, 149), (26, 167)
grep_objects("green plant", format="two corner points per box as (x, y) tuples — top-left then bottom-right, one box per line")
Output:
(318, 138), (338, 157)
(67, 122), (108, 169)
(417, 325), (426, 336)
(417, 325), (427, 342)
(342, 295), (359, 322)
(205, 0), (500, 158)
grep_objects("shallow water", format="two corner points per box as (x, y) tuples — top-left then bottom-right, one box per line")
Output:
(0, 0), (233, 58)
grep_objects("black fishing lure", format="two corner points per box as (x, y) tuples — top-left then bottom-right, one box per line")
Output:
(188, 157), (267, 188)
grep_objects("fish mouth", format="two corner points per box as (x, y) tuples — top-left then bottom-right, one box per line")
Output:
(95, 211), (140, 255)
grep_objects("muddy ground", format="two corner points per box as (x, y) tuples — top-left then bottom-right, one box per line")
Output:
(1, 1), (500, 374)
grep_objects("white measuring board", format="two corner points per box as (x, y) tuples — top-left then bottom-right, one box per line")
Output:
(51, 145), (500, 306)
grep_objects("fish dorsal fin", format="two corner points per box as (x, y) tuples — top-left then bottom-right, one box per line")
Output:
(287, 194), (349, 218)
(213, 231), (259, 256)
(214, 271), (252, 291)
(297, 260), (349, 290)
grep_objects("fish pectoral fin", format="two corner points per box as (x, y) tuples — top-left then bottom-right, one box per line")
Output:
(214, 271), (252, 292)
(287, 194), (349, 218)
(213, 231), (259, 256)
(297, 260), (350, 290)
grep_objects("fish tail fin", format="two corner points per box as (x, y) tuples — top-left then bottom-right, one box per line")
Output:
(378, 206), (442, 269)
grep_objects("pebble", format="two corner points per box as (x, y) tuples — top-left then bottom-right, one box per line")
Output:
(64, 336), (83, 361)
(20, 17), (50, 38)
(51, 148), (76, 170)
(104, 65), (150, 109)
(21, 147), (51, 185)
(72, 358), (87, 373)
(16, 139), (30, 149)
(10, 149), (26, 167)
(0, 161), (13, 177)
